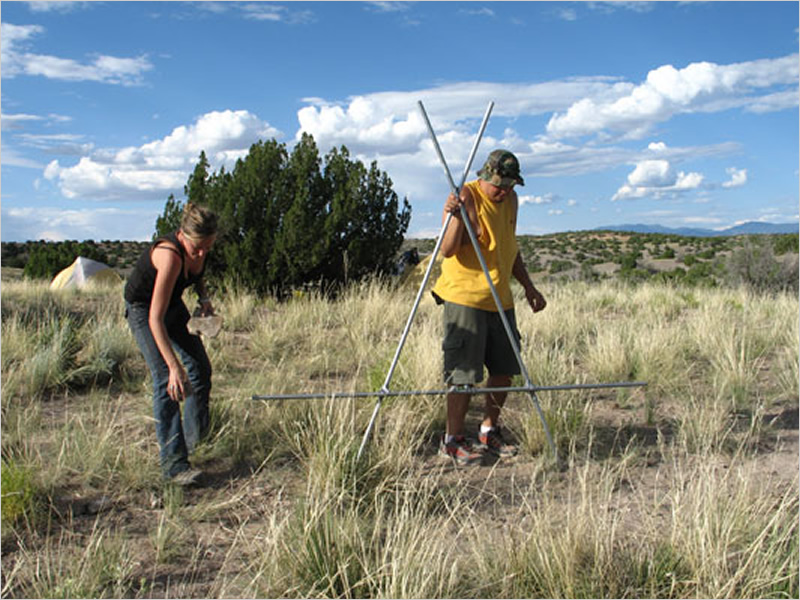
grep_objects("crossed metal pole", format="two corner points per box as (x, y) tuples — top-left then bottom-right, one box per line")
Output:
(354, 100), (499, 459)
(252, 100), (647, 461)
(413, 99), (563, 459)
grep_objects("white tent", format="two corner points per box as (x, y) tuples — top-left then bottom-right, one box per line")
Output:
(50, 256), (122, 290)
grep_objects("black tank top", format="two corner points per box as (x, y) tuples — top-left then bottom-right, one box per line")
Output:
(124, 232), (204, 308)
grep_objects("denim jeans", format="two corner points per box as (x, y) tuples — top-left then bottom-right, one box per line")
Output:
(125, 301), (212, 478)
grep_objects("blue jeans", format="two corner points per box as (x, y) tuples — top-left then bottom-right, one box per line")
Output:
(125, 301), (212, 478)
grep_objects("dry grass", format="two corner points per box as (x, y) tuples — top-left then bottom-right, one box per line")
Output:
(1, 276), (797, 598)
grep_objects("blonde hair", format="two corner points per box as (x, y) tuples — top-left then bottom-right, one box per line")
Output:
(180, 202), (218, 241)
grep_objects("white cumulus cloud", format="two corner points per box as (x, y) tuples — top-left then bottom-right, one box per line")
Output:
(722, 167), (747, 188)
(44, 110), (281, 200)
(296, 78), (628, 157)
(546, 54), (798, 139)
(613, 159), (704, 201)
(519, 193), (556, 206)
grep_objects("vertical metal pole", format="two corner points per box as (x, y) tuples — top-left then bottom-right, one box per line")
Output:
(356, 102), (495, 460)
(418, 102), (558, 460)
(457, 203), (558, 460)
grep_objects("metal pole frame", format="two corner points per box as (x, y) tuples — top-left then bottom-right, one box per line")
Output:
(252, 380), (648, 402)
(355, 101), (496, 459)
(250, 101), (649, 462)
(414, 100), (558, 459)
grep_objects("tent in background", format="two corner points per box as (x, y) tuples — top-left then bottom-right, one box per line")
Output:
(50, 256), (122, 290)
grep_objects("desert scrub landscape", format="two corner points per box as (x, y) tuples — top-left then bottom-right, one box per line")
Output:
(1, 271), (797, 598)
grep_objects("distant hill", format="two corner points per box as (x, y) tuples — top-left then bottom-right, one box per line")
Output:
(594, 221), (798, 237)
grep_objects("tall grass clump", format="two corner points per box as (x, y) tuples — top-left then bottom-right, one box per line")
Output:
(42, 390), (159, 491)
(689, 287), (783, 411)
(242, 475), (477, 599)
(275, 396), (373, 499)
(214, 281), (276, 332)
(1, 278), (141, 399)
(1, 313), (79, 399)
(458, 447), (683, 598)
(667, 459), (799, 598)
(4, 523), (137, 598)
(71, 315), (140, 387)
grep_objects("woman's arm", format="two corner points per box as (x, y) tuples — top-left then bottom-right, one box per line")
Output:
(194, 278), (215, 316)
(149, 245), (188, 400)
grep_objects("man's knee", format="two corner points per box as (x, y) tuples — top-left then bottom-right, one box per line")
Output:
(488, 374), (512, 387)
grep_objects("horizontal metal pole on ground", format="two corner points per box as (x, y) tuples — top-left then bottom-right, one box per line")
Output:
(252, 381), (647, 402)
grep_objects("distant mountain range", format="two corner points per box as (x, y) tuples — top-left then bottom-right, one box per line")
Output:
(593, 221), (798, 237)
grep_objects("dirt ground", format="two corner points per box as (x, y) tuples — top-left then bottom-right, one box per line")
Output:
(6, 388), (795, 599)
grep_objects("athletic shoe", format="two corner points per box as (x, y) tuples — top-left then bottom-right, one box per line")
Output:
(476, 427), (518, 457)
(439, 435), (482, 466)
(170, 468), (203, 487)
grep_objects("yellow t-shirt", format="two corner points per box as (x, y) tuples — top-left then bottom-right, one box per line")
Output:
(432, 180), (518, 311)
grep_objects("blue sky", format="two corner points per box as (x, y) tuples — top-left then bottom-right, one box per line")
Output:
(2, 1), (798, 242)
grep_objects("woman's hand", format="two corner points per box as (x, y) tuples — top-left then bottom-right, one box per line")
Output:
(167, 364), (189, 401)
(198, 298), (215, 317)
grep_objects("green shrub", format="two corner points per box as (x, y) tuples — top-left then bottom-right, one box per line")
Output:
(653, 267), (687, 284)
(1, 459), (40, 527)
(549, 259), (576, 274)
(725, 238), (799, 293)
(774, 233), (799, 255)
(618, 252), (639, 271)
(683, 261), (720, 287)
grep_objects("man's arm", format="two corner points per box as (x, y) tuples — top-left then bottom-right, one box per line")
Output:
(440, 187), (481, 258)
(512, 251), (546, 313)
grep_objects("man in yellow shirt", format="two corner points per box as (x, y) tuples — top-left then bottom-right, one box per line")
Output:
(432, 150), (546, 465)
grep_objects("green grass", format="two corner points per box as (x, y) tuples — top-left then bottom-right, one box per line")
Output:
(1, 275), (797, 598)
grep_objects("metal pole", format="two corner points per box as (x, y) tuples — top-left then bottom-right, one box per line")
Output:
(457, 202), (558, 459)
(252, 380), (647, 402)
(380, 101), (494, 393)
(417, 101), (559, 459)
(355, 101), (495, 460)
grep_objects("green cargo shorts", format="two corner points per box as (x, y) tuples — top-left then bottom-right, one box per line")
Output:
(442, 301), (521, 386)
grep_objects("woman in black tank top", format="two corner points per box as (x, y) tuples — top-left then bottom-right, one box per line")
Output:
(124, 203), (219, 485)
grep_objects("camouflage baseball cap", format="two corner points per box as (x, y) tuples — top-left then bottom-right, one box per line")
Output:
(477, 149), (525, 188)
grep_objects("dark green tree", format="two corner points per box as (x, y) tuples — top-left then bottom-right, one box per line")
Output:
(270, 133), (328, 288)
(321, 146), (411, 286)
(154, 194), (184, 239)
(154, 152), (211, 239)
(185, 150), (210, 205)
(154, 136), (411, 296)
(23, 241), (107, 279)
(205, 140), (292, 294)
(773, 233), (799, 255)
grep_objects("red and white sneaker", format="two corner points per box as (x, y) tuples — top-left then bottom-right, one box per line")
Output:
(438, 435), (482, 465)
(476, 427), (518, 457)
